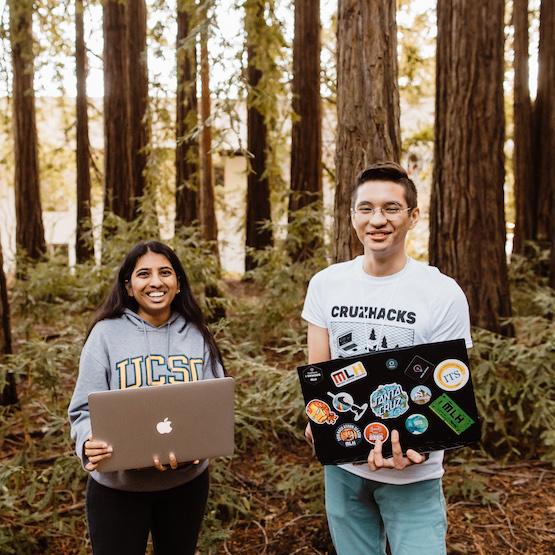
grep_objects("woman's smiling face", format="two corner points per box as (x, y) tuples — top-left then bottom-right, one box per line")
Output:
(125, 251), (179, 326)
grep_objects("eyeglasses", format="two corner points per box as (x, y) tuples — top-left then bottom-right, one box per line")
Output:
(351, 206), (413, 219)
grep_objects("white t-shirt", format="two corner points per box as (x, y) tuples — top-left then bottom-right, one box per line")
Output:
(302, 256), (472, 485)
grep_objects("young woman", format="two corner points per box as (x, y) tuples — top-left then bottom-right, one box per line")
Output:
(68, 241), (225, 555)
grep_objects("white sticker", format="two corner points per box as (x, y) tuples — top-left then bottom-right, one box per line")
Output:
(433, 359), (469, 391)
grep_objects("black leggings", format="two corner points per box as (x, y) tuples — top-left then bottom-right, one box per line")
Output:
(86, 469), (209, 555)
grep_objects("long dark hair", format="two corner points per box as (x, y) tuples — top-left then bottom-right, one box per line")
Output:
(87, 241), (225, 374)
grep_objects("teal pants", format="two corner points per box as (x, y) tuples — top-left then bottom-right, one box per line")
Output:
(324, 465), (447, 555)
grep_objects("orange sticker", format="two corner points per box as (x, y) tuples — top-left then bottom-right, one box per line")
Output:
(306, 399), (338, 425)
(363, 422), (390, 444)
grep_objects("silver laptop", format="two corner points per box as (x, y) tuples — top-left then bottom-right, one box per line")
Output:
(88, 377), (234, 472)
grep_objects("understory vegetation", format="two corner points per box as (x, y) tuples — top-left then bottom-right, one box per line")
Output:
(1, 217), (554, 554)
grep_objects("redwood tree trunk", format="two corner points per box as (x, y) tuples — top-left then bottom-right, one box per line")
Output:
(75, 0), (93, 262)
(175, 1), (199, 227)
(127, 0), (149, 213)
(512, 0), (535, 255)
(199, 26), (219, 251)
(0, 240), (16, 405)
(430, 0), (512, 334)
(245, 0), (273, 271)
(533, 0), (554, 244)
(9, 0), (46, 260)
(288, 0), (322, 260)
(334, 0), (401, 262)
(103, 0), (133, 220)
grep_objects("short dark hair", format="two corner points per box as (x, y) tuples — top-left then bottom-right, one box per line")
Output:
(351, 161), (417, 209)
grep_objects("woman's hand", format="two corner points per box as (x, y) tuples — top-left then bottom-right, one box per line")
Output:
(367, 429), (426, 471)
(153, 452), (200, 472)
(84, 436), (113, 471)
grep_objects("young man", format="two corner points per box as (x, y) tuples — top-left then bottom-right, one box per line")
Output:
(302, 162), (472, 555)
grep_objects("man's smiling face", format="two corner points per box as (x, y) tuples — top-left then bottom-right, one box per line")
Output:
(351, 180), (419, 258)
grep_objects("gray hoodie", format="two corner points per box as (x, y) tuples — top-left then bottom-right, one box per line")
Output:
(68, 308), (224, 492)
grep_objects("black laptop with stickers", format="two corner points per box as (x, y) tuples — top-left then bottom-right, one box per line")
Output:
(297, 339), (481, 465)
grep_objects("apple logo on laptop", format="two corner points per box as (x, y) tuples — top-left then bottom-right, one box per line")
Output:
(156, 417), (173, 435)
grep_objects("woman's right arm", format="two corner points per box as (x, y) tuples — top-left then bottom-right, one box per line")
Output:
(68, 329), (112, 471)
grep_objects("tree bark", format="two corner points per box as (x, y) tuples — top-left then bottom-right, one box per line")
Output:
(103, 0), (133, 221)
(512, 0), (535, 255)
(75, 0), (93, 263)
(175, 1), (199, 227)
(533, 0), (554, 244)
(127, 0), (149, 213)
(430, 0), (512, 334)
(199, 25), (219, 253)
(0, 240), (16, 405)
(245, 0), (273, 271)
(334, 0), (401, 262)
(8, 0), (46, 261)
(288, 0), (322, 260)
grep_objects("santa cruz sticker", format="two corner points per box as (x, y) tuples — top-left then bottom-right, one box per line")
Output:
(410, 385), (432, 405)
(364, 422), (390, 444)
(302, 366), (323, 384)
(305, 399), (338, 425)
(369, 383), (409, 419)
(405, 414), (429, 435)
(331, 361), (367, 387)
(335, 424), (363, 448)
(433, 359), (469, 391)
(327, 391), (368, 421)
(404, 356), (435, 382)
(429, 393), (475, 434)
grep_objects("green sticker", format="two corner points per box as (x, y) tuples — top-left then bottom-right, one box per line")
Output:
(429, 393), (475, 435)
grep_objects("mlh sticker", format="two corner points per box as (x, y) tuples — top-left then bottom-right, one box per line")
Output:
(331, 361), (367, 387)
(404, 356), (435, 382)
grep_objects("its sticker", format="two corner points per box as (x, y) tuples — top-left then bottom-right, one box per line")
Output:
(429, 393), (475, 434)
(364, 422), (390, 445)
(404, 356), (435, 382)
(331, 361), (367, 387)
(335, 424), (363, 448)
(302, 366), (323, 384)
(405, 414), (429, 435)
(369, 383), (409, 419)
(386, 358), (398, 370)
(410, 385), (432, 405)
(327, 391), (368, 421)
(433, 359), (469, 391)
(306, 399), (338, 425)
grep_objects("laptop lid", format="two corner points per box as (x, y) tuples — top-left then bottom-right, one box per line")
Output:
(89, 377), (234, 472)
(297, 339), (480, 465)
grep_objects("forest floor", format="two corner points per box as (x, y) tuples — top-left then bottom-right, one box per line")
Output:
(220, 455), (555, 555)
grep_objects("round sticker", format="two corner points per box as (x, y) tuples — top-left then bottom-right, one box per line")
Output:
(330, 391), (355, 412)
(386, 358), (398, 370)
(405, 414), (429, 435)
(433, 359), (469, 391)
(335, 424), (363, 448)
(363, 422), (390, 445)
(302, 366), (323, 384)
(410, 385), (432, 405)
(306, 399), (338, 425)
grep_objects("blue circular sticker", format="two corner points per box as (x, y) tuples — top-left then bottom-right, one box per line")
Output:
(386, 358), (398, 370)
(405, 414), (429, 435)
(335, 424), (363, 448)
(410, 385), (432, 405)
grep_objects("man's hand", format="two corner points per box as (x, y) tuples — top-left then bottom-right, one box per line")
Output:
(367, 429), (426, 471)
(305, 422), (314, 445)
(84, 436), (113, 471)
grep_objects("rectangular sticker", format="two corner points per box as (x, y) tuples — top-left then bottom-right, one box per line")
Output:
(331, 361), (367, 387)
(429, 393), (475, 435)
